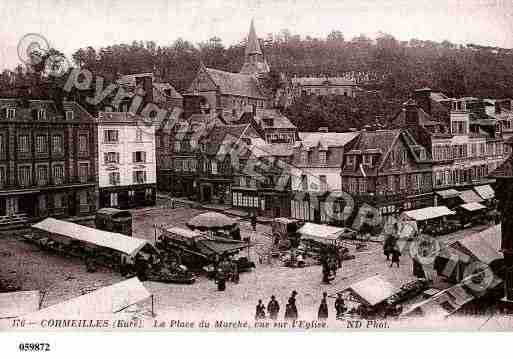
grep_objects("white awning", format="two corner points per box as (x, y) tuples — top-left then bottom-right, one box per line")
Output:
(402, 206), (455, 221)
(474, 185), (495, 200)
(298, 222), (346, 243)
(460, 202), (487, 212)
(32, 218), (150, 257)
(459, 190), (483, 203)
(0, 291), (40, 319)
(436, 189), (460, 199)
(347, 275), (397, 307)
(23, 278), (151, 320)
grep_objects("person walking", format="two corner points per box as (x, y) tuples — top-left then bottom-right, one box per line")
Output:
(318, 292), (329, 321)
(255, 299), (266, 320)
(335, 293), (346, 319)
(390, 246), (401, 268)
(250, 212), (257, 232)
(285, 290), (298, 320)
(267, 295), (280, 320)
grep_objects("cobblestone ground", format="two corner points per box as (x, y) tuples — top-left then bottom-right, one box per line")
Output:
(0, 206), (494, 324)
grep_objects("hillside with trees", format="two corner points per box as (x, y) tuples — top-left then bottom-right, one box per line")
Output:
(2, 30), (513, 129)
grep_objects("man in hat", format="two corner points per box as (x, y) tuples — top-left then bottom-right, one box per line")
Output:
(335, 293), (346, 319)
(255, 299), (266, 320)
(318, 292), (329, 321)
(267, 295), (280, 320)
(285, 290), (298, 320)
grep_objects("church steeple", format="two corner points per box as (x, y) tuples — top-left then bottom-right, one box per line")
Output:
(240, 19), (270, 77)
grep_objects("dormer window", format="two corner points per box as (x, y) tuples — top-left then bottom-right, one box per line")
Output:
(346, 155), (355, 167)
(363, 155), (373, 167)
(264, 118), (273, 127)
(6, 108), (16, 120)
(419, 148), (426, 160)
(37, 109), (46, 120)
(66, 110), (74, 121)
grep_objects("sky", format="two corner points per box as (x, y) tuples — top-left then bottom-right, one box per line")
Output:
(1, 0), (513, 70)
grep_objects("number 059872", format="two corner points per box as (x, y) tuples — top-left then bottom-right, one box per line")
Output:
(18, 343), (51, 351)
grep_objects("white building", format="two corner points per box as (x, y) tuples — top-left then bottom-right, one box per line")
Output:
(97, 112), (157, 209)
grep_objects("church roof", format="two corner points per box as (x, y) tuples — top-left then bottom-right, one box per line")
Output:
(204, 67), (267, 99)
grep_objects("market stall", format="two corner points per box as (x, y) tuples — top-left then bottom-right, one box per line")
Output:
(400, 206), (456, 236)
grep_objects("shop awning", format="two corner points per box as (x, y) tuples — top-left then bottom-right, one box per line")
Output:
(459, 190), (483, 204)
(474, 185), (495, 200)
(345, 275), (397, 307)
(436, 189), (460, 199)
(402, 206), (455, 221)
(460, 202), (487, 212)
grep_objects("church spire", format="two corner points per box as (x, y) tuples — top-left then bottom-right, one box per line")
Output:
(240, 19), (269, 76)
(245, 19), (262, 56)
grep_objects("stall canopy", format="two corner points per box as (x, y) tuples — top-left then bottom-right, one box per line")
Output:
(436, 189), (460, 199)
(474, 185), (495, 200)
(451, 225), (502, 265)
(0, 290), (40, 319)
(22, 277), (151, 321)
(345, 275), (397, 307)
(187, 212), (238, 231)
(401, 206), (455, 222)
(459, 202), (487, 212)
(298, 222), (347, 244)
(32, 218), (150, 257)
(459, 190), (483, 204)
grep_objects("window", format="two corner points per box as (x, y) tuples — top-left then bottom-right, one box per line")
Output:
(0, 134), (4, 157)
(110, 192), (118, 207)
(301, 175), (308, 191)
(54, 193), (66, 209)
(52, 164), (64, 185)
(301, 151), (308, 164)
(35, 135), (47, 153)
(52, 134), (63, 154)
(388, 175), (395, 192)
(240, 176), (247, 187)
(346, 155), (354, 167)
(7, 108), (16, 119)
(0, 166), (5, 188)
(156, 135), (162, 148)
(78, 163), (89, 183)
(363, 155), (373, 167)
(18, 135), (30, 153)
(400, 174), (407, 190)
(211, 161), (218, 174)
(104, 130), (118, 143)
(319, 151), (327, 165)
(133, 151), (146, 163)
(109, 172), (120, 185)
(134, 171), (146, 184)
(66, 110), (74, 121)
(36, 165), (48, 186)
(320, 175), (327, 192)
(37, 109), (46, 120)
(18, 166), (31, 186)
(104, 152), (120, 164)
(78, 135), (88, 153)
(174, 141), (181, 152)
(136, 128), (143, 142)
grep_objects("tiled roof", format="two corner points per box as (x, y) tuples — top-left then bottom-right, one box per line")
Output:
(153, 82), (183, 99)
(298, 132), (359, 149)
(0, 99), (94, 122)
(291, 77), (357, 86)
(204, 67), (266, 99)
(253, 108), (296, 129)
(203, 124), (251, 155)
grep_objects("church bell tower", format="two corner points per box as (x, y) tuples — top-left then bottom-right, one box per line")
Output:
(240, 19), (270, 77)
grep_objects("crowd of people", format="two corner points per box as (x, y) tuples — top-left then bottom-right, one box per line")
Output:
(254, 291), (348, 321)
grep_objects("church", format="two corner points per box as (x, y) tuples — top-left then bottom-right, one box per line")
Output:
(185, 20), (272, 121)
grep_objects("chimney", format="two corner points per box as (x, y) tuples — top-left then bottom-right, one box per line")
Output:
(414, 88), (432, 115)
(495, 102), (502, 114)
(318, 127), (329, 132)
(136, 74), (154, 105)
(405, 99), (419, 127)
